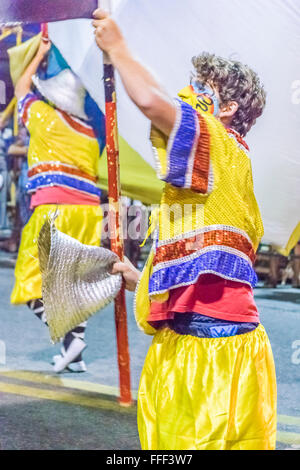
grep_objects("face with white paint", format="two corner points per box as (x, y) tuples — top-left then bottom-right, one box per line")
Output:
(191, 80), (239, 129)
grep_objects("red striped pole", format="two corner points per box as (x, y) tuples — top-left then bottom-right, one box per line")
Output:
(100, 0), (132, 406)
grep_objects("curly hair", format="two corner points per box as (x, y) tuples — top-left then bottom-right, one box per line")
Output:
(191, 53), (266, 136)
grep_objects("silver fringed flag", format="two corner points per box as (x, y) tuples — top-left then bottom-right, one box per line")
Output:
(38, 215), (122, 343)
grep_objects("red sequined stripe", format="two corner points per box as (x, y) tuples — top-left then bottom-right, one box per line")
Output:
(59, 110), (96, 138)
(191, 114), (210, 193)
(21, 98), (37, 125)
(153, 230), (256, 266)
(28, 163), (97, 182)
(226, 128), (249, 152)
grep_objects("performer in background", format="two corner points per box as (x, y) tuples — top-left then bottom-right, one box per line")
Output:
(0, 115), (12, 235)
(11, 39), (104, 373)
(93, 10), (277, 450)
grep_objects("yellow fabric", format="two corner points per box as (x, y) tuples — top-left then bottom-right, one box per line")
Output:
(278, 221), (300, 257)
(1, 97), (17, 122)
(11, 204), (103, 304)
(140, 207), (160, 248)
(138, 325), (277, 450)
(134, 246), (169, 336)
(134, 250), (156, 336)
(8, 33), (42, 86)
(26, 100), (99, 177)
(152, 89), (264, 248)
(98, 136), (163, 205)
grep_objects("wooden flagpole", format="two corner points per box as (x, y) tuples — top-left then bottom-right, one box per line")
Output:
(41, 9), (132, 406)
(100, 0), (132, 406)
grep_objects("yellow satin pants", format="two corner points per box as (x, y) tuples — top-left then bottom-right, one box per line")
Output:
(138, 324), (277, 450)
(11, 204), (103, 304)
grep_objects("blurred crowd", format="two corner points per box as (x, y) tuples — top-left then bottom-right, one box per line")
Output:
(255, 243), (300, 289)
(0, 115), (32, 253)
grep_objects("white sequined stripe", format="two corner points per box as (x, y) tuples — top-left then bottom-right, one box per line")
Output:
(184, 110), (200, 189)
(153, 146), (164, 180)
(207, 163), (214, 194)
(30, 161), (86, 171)
(157, 224), (253, 247)
(28, 171), (98, 187)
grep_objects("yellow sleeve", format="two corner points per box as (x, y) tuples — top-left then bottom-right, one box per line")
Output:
(150, 98), (228, 195)
(134, 250), (157, 336)
(19, 93), (55, 136)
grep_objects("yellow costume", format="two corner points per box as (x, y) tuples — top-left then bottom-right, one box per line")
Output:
(135, 87), (277, 450)
(138, 326), (276, 450)
(11, 94), (102, 304)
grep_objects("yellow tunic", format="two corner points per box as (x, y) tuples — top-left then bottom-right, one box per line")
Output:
(147, 87), (263, 304)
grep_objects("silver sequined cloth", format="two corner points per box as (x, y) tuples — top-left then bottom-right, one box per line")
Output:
(38, 215), (122, 343)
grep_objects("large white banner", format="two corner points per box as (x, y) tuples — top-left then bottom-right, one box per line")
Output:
(49, 0), (300, 252)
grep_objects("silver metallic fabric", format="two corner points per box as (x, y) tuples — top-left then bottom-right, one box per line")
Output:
(38, 213), (122, 343)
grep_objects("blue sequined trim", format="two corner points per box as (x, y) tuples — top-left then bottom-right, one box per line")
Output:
(18, 93), (37, 119)
(149, 249), (258, 294)
(26, 173), (101, 197)
(165, 99), (198, 187)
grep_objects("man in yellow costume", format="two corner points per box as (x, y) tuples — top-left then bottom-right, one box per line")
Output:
(11, 39), (104, 373)
(93, 10), (277, 450)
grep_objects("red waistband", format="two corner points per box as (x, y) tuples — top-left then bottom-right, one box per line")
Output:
(30, 186), (101, 209)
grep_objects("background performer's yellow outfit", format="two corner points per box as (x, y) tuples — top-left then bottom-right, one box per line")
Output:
(10, 91), (103, 373)
(11, 94), (102, 305)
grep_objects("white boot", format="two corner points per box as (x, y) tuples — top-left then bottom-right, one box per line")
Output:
(52, 355), (87, 373)
(53, 337), (87, 373)
(67, 360), (87, 373)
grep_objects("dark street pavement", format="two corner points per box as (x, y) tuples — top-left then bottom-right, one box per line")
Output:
(0, 259), (299, 450)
